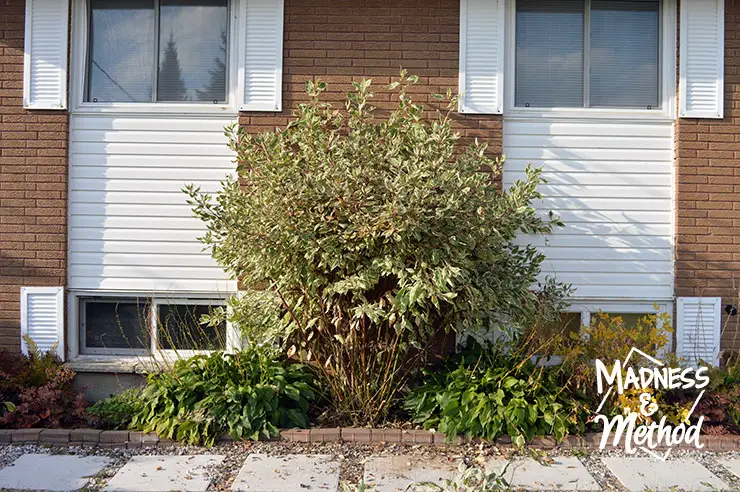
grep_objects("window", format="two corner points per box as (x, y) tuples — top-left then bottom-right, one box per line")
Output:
(155, 302), (226, 350)
(85, 0), (229, 103)
(79, 297), (226, 355)
(81, 298), (150, 352)
(515, 0), (660, 109)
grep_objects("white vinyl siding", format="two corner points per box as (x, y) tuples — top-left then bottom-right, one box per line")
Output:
(679, 0), (725, 119)
(23, 0), (69, 109)
(503, 118), (673, 300)
(68, 115), (237, 293)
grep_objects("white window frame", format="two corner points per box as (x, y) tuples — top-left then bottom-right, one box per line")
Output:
(69, 0), (242, 115)
(69, 291), (239, 363)
(504, 0), (677, 120)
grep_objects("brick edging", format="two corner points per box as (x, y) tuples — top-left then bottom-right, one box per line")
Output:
(1, 428), (739, 451)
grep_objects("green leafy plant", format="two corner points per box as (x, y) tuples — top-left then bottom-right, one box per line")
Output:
(88, 388), (143, 430)
(0, 337), (87, 429)
(130, 346), (317, 446)
(186, 71), (568, 425)
(404, 348), (586, 446)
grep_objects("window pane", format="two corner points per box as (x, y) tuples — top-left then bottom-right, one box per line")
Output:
(515, 0), (584, 108)
(157, 304), (225, 350)
(84, 300), (150, 350)
(589, 1), (660, 108)
(157, 0), (228, 102)
(87, 0), (154, 102)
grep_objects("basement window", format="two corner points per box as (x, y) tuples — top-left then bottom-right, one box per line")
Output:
(79, 297), (226, 355)
(515, 0), (661, 109)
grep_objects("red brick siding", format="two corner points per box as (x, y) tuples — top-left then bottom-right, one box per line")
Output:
(675, 0), (740, 352)
(239, 0), (503, 156)
(0, 0), (68, 351)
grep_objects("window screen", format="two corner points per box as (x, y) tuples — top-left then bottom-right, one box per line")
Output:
(589, 1), (660, 108)
(83, 299), (150, 350)
(87, 0), (155, 102)
(156, 303), (226, 350)
(514, 0), (661, 109)
(157, 0), (228, 102)
(515, 0), (584, 108)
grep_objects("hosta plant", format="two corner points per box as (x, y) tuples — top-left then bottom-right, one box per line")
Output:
(186, 71), (568, 424)
(131, 346), (317, 446)
(404, 350), (587, 446)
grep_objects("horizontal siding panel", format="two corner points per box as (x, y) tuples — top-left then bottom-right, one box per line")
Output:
(69, 115), (236, 293)
(504, 160), (671, 174)
(69, 215), (205, 230)
(540, 247), (669, 262)
(71, 155), (234, 168)
(71, 130), (229, 145)
(71, 203), (198, 218)
(73, 277), (235, 293)
(70, 240), (209, 255)
(504, 118), (673, 300)
(525, 184), (670, 199)
(506, 134), (672, 150)
(70, 252), (218, 268)
(553, 272), (672, 287)
(544, 260), (673, 274)
(505, 120), (673, 137)
(554, 210), (672, 224)
(506, 147), (671, 162)
(550, 222), (672, 236)
(532, 197), (671, 212)
(544, 284), (674, 300)
(71, 191), (213, 205)
(71, 117), (234, 132)
(70, 228), (206, 242)
(70, 142), (233, 157)
(70, 166), (231, 181)
(70, 179), (224, 193)
(526, 234), (671, 249)
(504, 173), (669, 186)
(71, 265), (226, 280)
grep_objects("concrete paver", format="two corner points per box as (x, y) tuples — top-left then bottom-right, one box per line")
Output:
(104, 454), (224, 492)
(601, 457), (727, 492)
(230, 453), (340, 492)
(718, 457), (740, 480)
(363, 456), (458, 492)
(488, 456), (601, 491)
(0, 453), (112, 491)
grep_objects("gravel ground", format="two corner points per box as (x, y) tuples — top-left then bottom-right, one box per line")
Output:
(2, 441), (740, 491)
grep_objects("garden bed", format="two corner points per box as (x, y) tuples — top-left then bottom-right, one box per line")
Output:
(3, 427), (740, 452)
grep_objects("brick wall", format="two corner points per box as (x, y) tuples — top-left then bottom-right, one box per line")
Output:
(0, 0), (68, 351)
(675, 0), (740, 352)
(239, 0), (503, 156)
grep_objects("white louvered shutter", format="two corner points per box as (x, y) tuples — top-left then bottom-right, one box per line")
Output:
(679, 0), (724, 119)
(458, 0), (504, 114)
(23, 0), (69, 110)
(20, 287), (64, 360)
(241, 0), (284, 112)
(676, 297), (721, 367)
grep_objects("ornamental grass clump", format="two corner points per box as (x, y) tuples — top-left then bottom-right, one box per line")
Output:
(186, 71), (568, 425)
